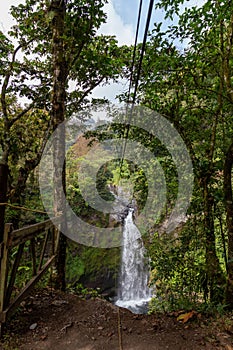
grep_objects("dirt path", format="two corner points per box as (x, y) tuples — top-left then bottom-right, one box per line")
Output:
(1, 289), (233, 350)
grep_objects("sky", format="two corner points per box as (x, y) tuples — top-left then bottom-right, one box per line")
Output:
(0, 0), (166, 44)
(0, 0), (202, 102)
(0, 0), (146, 101)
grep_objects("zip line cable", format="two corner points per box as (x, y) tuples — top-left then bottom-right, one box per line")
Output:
(126, 0), (143, 104)
(131, 0), (154, 105)
(118, 0), (154, 181)
(118, 0), (143, 179)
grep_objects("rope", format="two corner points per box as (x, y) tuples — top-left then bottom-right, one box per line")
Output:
(0, 202), (50, 215)
(119, 0), (154, 181)
(117, 307), (123, 350)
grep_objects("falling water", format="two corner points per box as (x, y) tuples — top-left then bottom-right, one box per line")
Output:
(115, 209), (152, 314)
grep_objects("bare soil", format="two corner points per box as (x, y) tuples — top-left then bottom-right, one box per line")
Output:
(1, 289), (233, 350)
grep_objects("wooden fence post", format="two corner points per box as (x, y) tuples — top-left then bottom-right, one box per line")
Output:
(0, 224), (12, 337)
(0, 219), (61, 338)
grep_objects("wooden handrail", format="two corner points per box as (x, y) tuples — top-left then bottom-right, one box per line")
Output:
(0, 217), (61, 336)
(9, 216), (62, 248)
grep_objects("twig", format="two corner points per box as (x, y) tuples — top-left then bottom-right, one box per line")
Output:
(0, 202), (50, 214)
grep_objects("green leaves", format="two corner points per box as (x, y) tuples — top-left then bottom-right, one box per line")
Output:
(155, 0), (186, 20)
(0, 0), (130, 219)
(131, 0), (233, 307)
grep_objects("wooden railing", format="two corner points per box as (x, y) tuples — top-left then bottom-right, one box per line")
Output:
(0, 217), (62, 336)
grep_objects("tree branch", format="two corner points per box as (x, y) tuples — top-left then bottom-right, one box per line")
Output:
(1, 44), (22, 120)
(9, 102), (35, 128)
(67, 77), (105, 112)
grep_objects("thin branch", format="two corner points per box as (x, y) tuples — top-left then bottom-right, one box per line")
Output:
(9, 102), (35, 128)
(1, 38), (35, 123)
(68, 15), (97, 68)
(68, 77), (105, 111)
(69, 39), (87, 68)
(1, 44), (22, 120)
(38, 120), (53, 162)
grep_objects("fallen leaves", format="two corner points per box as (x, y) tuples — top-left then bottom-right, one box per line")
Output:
(60, 322), (73, 333)
(177, 311), (198, 323)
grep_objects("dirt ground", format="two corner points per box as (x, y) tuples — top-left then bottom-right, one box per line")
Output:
(1, 289), (233, 350)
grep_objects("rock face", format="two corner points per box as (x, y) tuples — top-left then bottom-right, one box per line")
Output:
(77, 187), (140, 301)
(79, 271), (117, 300)
(108, 185), (137, 223)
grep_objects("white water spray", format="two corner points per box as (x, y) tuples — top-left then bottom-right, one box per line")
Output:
(115, 209), (152, 313)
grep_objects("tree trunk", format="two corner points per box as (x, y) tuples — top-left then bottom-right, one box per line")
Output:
(9, 159), (42, 228)
(0, 164), (8, 243)
(50, 0), (68, 291)
(224, 142), (233, 308)
(203, 177), (225, 303)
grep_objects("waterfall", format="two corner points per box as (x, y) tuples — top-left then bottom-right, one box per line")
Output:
(115, 209), (152, 314)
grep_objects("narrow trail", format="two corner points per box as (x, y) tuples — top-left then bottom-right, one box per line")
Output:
(1, 289), (232, 350)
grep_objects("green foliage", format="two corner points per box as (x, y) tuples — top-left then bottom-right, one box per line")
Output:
(149, 296), (228, 316)
(96, 163), (115, 201)
(65, 240), (120, 295)
(1, 333), (20, 350)
(66, 246), (85, 286)
(7, 0), (126, 116)
(2, 0), (233, 313)
(80, 245), (120, 276)
(68, 283), (101, 299)
(0, 0), (128, 230)
(148, 219), (207, 312)
(132, 0), (233, 306)
(8, 238), (50, 296)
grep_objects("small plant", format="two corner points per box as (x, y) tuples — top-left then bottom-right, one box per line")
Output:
(68, 283), (101, 299)
(1, 334), (19, 350)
